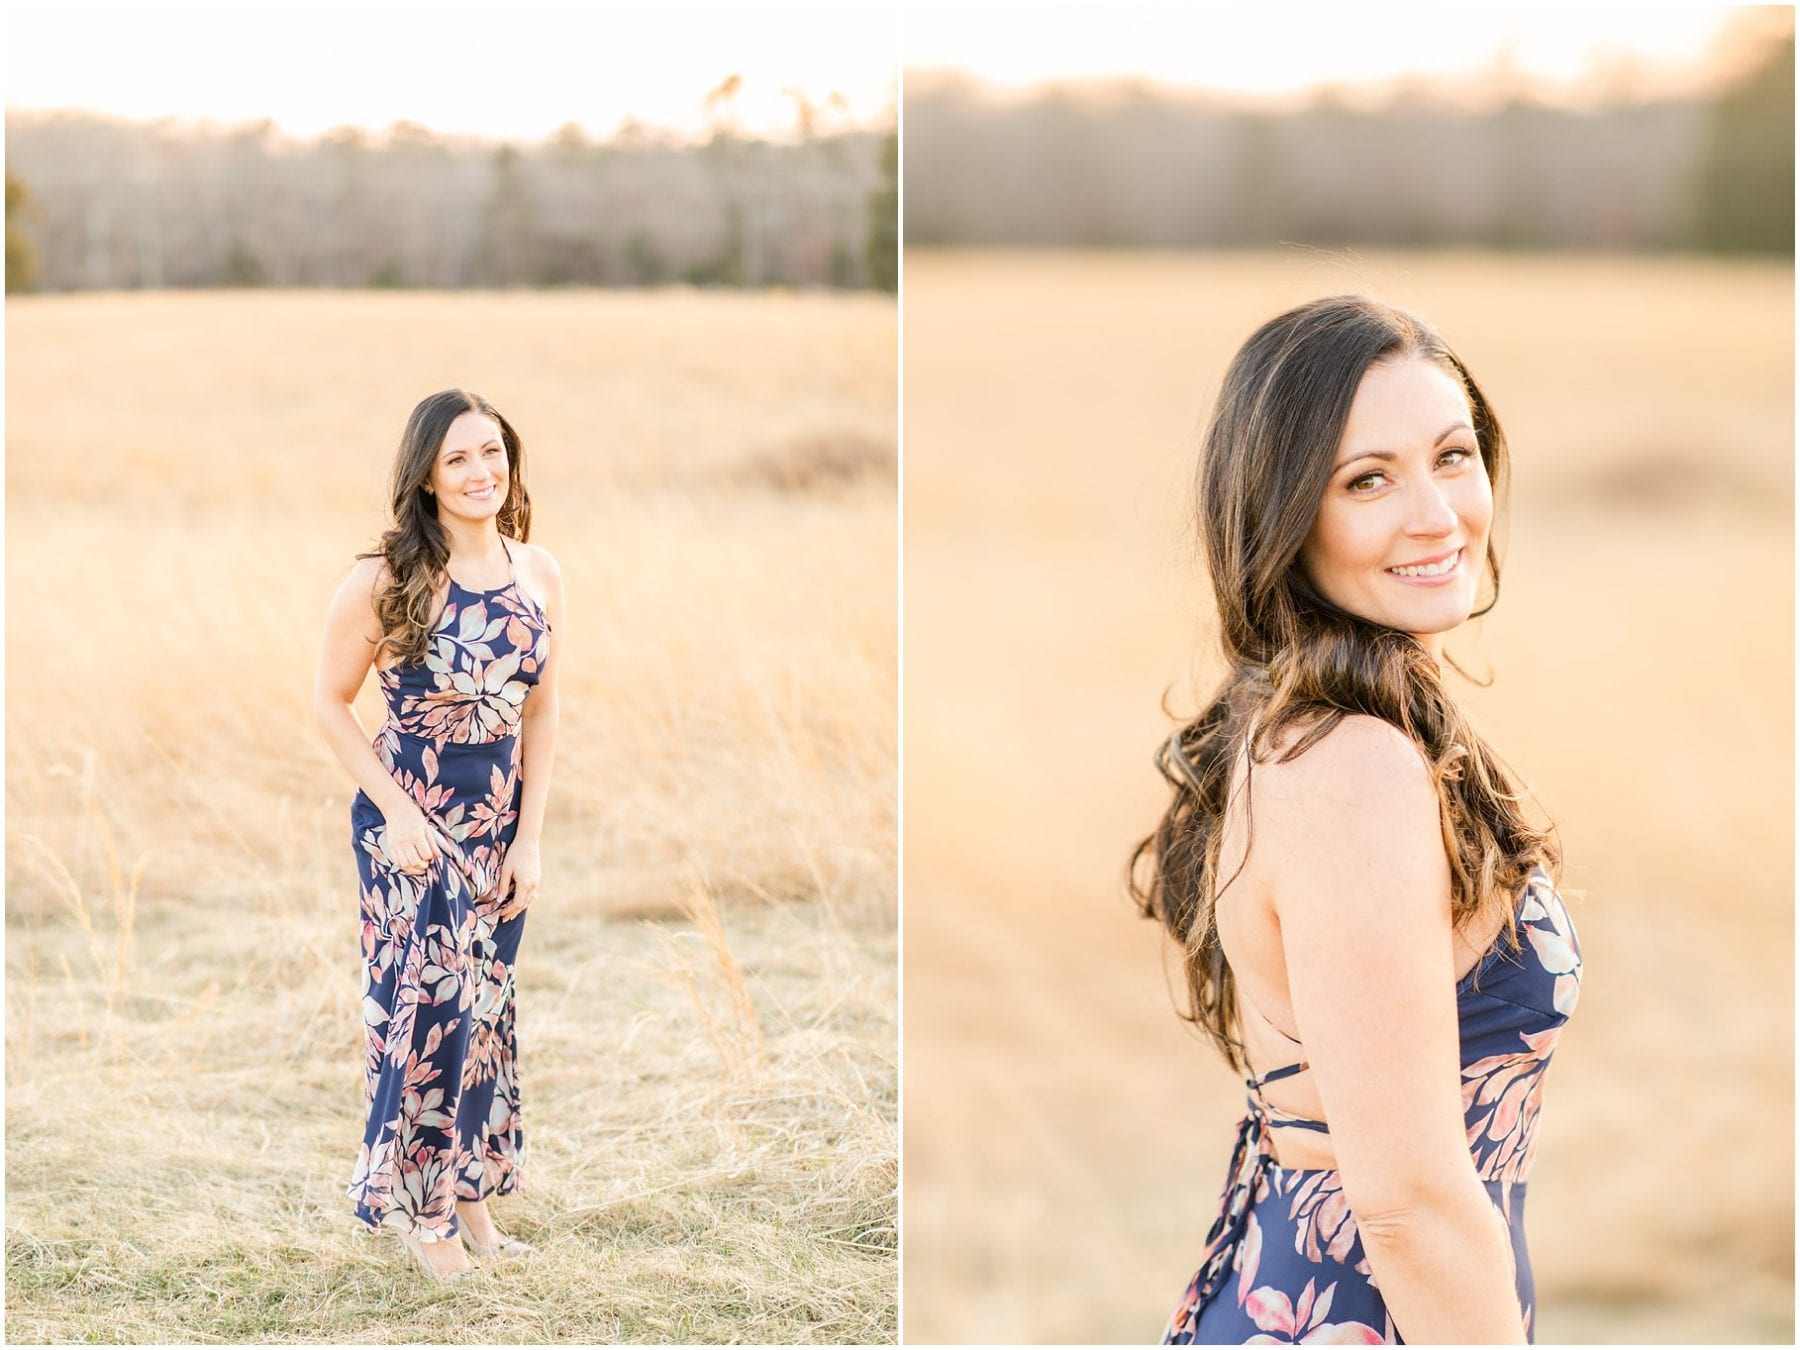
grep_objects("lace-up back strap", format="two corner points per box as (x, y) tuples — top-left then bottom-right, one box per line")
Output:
(1247, 1060), (1310, 1091)
(1238, 975), (1330, 1132)
(1245, 1059), (1331, 1134)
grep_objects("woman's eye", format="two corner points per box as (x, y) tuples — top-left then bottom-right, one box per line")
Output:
(1439, 446), (1475, 466)
(1348, 472), (1385, 493)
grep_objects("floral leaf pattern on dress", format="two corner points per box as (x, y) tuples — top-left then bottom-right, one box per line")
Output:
(1286, 1171), (1368, 1272)
(1463, 1026), (1560, 1181)
(1237, 1211), (1263, 1305)
(1518, 873), (1582, 1017)
(347, 562), (548, 1240)
(380, 585), (549, 748)
(1242, 1279), (1386, 1343)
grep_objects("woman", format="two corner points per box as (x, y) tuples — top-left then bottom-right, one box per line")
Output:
(1133, 297), (1581, 1343)
(315, 389), (564, 1280)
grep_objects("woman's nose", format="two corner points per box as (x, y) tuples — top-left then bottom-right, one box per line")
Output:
(1406, 481), (1459, 536)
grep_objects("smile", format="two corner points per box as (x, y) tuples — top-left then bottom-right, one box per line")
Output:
(466, 485), (498, 500)
(1387, 548), (1461, 582)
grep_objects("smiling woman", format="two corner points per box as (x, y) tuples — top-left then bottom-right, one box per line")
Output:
(1133, 297), (1580, 1344)
(313, 389), (565, 1281)
(1301, 360), (1494, 648)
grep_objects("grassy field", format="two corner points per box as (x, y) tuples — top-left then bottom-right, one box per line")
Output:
(902, 250), (1794, 1344)
(5, 289), (897, 1342)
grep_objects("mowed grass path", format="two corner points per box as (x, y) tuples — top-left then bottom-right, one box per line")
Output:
(903, 250), (1792, 1344)
(6, 290), (897, 1343)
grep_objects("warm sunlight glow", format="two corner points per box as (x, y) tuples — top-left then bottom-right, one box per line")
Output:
(905, 4), (1747, 107)
(6, 0), (897, 139)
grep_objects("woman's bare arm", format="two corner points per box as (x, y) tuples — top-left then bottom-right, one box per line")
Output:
(313, 557), (437, 873)
(496, 545), (563, 919)
(1256, 714), (1525, 1344)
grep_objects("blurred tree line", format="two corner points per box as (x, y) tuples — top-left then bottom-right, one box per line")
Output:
(906, 27), (1793, 254)
(4, 103), (897, 291)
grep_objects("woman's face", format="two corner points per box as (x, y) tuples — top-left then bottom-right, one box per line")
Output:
(429, 411), (509, 524)
(1298, 355), (1493, 654)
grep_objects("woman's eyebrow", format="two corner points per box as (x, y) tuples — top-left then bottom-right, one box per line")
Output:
(1335, 421), (1477, 469)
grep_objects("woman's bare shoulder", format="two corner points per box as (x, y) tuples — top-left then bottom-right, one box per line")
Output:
(514, 540), (562, 577)
(330, 553), (392, 610)
(1236, 716), (1453, 961)
(512, 540), (563, 619)
(346, 553), (392, 588)
(1254, 713), (1433, 804)
(1245, 715), (1442, 894)
(322, 555), (392, 652)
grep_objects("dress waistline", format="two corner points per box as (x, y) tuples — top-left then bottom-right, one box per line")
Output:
(382, 723), (520, 749)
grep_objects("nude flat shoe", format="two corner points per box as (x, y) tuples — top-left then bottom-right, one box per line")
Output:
(396, 1227), (475, 1282)
(462, 1228), (536, 1259)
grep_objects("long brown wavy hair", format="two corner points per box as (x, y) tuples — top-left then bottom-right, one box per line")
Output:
(359, 389), (532, 668)
(1128, 295), (1558, 1072)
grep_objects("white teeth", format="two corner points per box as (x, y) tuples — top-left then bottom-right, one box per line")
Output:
(1389, 550), (1459, 578)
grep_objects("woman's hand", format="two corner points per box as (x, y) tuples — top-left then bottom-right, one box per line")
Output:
(380, 799), (440, 876)
(495, 837), (542, 920)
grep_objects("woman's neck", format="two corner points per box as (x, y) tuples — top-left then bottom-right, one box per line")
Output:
(438, 514), (506, 565)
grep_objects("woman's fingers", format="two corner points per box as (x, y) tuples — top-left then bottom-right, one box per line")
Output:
(401, 833), (439, 873)
(497, 884), (536, 920)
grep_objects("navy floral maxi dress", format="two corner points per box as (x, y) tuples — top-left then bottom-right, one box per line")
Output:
(347, 540), (550, 1243)
(1162, 868), (1583, 1344)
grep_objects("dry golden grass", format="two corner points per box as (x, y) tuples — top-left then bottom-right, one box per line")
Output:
(902, 250), (1793, 1344)
(5, 288), (896, 1343)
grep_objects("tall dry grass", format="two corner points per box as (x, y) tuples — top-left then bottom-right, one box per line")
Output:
(5, 289), (896, 1343)
(902, 250), (1793, 1344)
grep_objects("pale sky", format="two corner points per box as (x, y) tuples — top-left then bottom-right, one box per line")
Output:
(904, 4), (1749, 106)
(4, 3), (1763, 141)
(5, 0), (899, 141)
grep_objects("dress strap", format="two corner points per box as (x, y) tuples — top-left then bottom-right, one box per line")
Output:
(1231, 964), (1305, 1043)
(1263, 1109), (1331, 1135)
(1247, 1060), (1311, 1090)
(1243, 989), (1304, 1045)
(1245, 1060), (1331, 1134)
